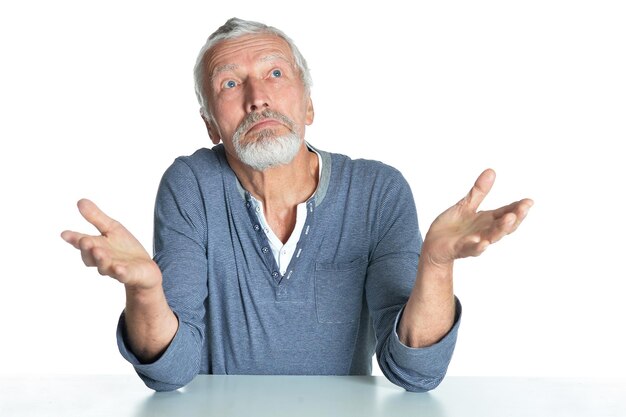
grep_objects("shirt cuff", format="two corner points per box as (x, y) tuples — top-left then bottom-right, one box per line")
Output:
(116, 311), (198, 390)
(388, 296), (462, 381)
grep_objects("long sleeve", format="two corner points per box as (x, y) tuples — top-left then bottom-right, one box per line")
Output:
(116, 158), (209, 391)
(114, 146), (460, 390)
(365, 169), (461, 392)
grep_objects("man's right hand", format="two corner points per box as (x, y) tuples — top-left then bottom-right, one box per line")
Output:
(62, 199), (177, 363)
(61, 199), (162, 290)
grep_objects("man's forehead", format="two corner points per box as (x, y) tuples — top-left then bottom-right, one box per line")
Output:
(207, 34), (294, 71)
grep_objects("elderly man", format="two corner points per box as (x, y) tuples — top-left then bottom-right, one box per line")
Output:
(61, 17), (533, 392)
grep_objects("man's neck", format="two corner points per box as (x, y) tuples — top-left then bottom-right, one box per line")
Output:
(227, 144), (319, 243)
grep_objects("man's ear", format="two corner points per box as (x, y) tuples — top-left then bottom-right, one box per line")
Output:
(305, 96), (314, 125)
(200, 109), (221, 145)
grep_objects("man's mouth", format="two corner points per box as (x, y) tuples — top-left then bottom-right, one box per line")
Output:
(233, 110), (296, 143)
(247, 118), (282, 134)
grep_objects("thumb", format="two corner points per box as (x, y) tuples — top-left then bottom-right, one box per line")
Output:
(461, 168), (496, 212)
(77, 199), (117, 235)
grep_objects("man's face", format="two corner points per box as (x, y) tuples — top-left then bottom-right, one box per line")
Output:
(202, 33), (314, 169)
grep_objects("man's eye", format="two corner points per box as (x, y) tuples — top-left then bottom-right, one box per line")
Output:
(223, 80), (237, 89)
(271, 69), (282, 78)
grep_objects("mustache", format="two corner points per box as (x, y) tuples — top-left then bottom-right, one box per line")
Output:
(234, 110), (296, 137)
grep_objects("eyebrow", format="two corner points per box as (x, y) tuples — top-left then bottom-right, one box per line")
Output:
(260, 53), (290, 64)
(210, 63), (238, 82)
(210, 54), (293, 82)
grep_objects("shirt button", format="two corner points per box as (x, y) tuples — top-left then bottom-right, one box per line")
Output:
(262, 247), (269, 254)
(255, 206), (261, 212)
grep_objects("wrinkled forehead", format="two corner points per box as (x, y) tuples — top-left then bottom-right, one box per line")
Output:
(205, 33), (296, 77)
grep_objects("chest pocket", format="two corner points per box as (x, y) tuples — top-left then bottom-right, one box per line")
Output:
(315, 257), (367, 324)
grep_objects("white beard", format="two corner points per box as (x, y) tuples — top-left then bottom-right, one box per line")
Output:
(233, 129), (302, 171)
(231, 109), (303, 171)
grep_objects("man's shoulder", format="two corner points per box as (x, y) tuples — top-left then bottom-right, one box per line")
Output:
(175, 145), (225, 168)
(163, 145), (227, 177)
(158, 145), (230, 190)
(323, 148), (404, 181)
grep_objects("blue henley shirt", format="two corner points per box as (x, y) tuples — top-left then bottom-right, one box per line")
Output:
(116, 144), (461, 392)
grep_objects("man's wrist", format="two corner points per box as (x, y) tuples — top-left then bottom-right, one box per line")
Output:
(419, 246), (454, 278)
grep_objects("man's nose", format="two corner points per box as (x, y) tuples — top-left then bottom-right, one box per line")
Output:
(244, 78), (270, 113)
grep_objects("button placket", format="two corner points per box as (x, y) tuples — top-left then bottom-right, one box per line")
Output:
(275, 199), (315, 296)
(244, 192), (277, 278)
(243, 192), (317, 298)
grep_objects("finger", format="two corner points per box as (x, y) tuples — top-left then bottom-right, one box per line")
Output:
(506, 199), (534, 235)
(110, 263), (139, 285)
(474, 239), (490, 255)
(488, 212), (518, 244)
(93, 247), (116, 277)
(78, 236), (98, 267)
(61, 230), (90, 249)
(492, 198), (534, 220)
(457, 235), (490, 258)
(461, 169), (496, 212)
(77, 199), (117, 235)
(81, 240), (119, 277)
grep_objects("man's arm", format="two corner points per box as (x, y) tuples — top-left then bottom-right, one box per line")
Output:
(61, 199), (179, 362)
(397, 169), (533, 348)
(62, 158), (210, 392)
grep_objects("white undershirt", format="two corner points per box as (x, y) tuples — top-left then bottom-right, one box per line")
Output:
(249, 149), (322, 275)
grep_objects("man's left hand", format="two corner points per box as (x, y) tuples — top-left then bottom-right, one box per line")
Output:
(421, 168), (533, 268)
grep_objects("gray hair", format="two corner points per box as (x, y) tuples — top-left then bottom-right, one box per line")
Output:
(193, 17), (313, 122)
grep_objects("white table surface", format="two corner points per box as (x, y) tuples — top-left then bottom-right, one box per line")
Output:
(1, 375), (625, 417)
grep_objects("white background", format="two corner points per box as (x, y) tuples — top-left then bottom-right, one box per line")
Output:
(1, 1), (624, 378)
